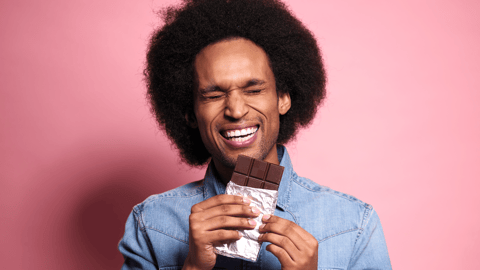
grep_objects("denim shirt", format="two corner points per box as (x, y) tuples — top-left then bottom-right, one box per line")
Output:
(119, 146), (392, 269)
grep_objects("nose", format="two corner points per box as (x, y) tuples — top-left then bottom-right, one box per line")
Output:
(224, 90), (248, 120)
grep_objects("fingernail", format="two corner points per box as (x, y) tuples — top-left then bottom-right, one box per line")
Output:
(251, 207), (260, 214)
(263, 214), (271, 221)
(243, 197), (251, 204)
(248, 219), (256, 226)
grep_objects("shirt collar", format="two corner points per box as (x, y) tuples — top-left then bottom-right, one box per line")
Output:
(203, 145), (294, 211)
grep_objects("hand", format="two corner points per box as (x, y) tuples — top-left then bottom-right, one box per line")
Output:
(258, 214), (318, 270)
(183, 194), (260, 270)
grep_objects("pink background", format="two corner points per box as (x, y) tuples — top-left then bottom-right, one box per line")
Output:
(1, 0), (479, 269)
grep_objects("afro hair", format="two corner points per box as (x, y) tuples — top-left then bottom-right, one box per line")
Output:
(145, 0), (327, 166)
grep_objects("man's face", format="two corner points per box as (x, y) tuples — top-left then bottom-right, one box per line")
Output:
(192, 38), (291, 169)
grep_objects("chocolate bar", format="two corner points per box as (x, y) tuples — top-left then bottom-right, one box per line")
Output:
(216, 155), (282, 261)
(230, 155), (284, 190)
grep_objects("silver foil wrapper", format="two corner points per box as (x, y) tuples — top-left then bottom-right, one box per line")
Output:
(214, 181), (278, 262)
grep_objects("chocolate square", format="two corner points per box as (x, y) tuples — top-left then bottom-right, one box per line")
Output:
(247, 177), (264, 189)
(234, 155), (253, 175)
(263, 181), (279, 191)
(265, 164), (284, 184)
(231, 172), (248, 186)
(229, 155), (284, 191)
(250, 159), (268, 179)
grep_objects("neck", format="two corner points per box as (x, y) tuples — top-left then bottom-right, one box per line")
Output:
(212, 160), (234, 186)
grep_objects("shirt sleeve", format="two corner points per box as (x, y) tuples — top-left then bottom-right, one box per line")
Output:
(347, 207), (392, 270)
(118, 208), (158, 270)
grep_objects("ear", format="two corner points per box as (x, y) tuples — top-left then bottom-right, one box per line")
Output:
(185, 111), (198, 128)
(277, 92), (291, 115)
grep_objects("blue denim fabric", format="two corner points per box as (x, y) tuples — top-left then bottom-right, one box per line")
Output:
(119, 146), (392, 269)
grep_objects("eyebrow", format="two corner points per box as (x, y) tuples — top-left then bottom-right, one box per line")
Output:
(199, 79), (266, 94)
(243, 79), (266, 88)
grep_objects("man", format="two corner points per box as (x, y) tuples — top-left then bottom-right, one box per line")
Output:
(119, 0), (391, 269)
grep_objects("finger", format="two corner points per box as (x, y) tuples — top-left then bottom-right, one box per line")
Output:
(259, 232), (301, 260)
(191, 194), (250, 213)
(199, 215), (258, 231)
(199, 204), (261, 220)
(260, 215), (306, 250)
(261, 215), (319, 254)
(265, 243), (294, 266)
(263, 215), (314, 241)
(192, 194), (250, 213)
(193, 229), (243, 245)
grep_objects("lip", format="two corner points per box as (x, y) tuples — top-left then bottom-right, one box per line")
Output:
(221, 127), (258, 148)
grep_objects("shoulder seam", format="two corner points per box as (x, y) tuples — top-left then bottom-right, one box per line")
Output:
(141, 184), (204, 206)
(132, 207), (157, 265)
(347, 205), (378, 269)
(144, 226), (189, 245)
(292, 176), (324, 192)
(360, 204), (373, 229)
(292, 178), (368, 206)
(353, 204), (373, 246)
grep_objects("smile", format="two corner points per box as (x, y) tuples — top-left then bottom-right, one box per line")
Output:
(221, 126), (259, 142)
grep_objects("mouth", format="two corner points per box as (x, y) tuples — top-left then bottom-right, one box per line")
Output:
(221, 125), (259, 142)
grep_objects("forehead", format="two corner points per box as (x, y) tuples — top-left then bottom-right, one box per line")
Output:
(194, 38), (273, 89)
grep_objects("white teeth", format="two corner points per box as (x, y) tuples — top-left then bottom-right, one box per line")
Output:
(230, 133), (255, 142)
(223, 126), (258, 140)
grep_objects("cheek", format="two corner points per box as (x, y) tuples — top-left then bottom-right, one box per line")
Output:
(265, 100), (282, 130)
(248, 92), (278, 112)
(195, 106), (220, 134)
(262, 98), (281, 119)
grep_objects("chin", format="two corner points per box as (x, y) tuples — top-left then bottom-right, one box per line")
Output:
(217, 154), (237, 169)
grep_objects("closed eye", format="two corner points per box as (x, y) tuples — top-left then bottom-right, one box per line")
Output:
(244, 88), (264, 95)
(200, 90), (226, 100)
(204, 94), (225, 100)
